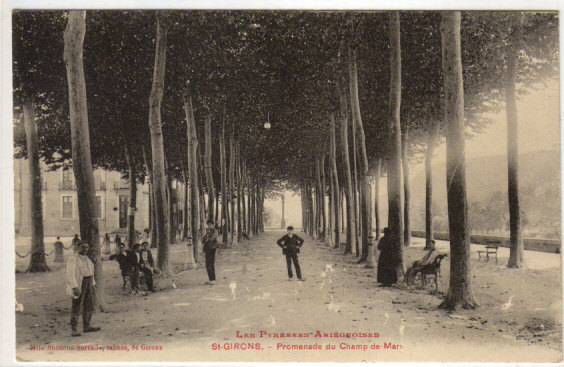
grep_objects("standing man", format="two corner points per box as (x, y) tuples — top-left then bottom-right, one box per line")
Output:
(202, 220), (219, 285)
(277, 226), (305, 281)
(140, 242), (156, 292)
(109, 243), (131, 290)
(65, 241), (100, 337)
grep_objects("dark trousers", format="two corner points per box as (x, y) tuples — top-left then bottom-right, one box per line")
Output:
(205, 249), (216, 281)
(285, 253), (302, 279)
(141, 267), (154, 291)
(71, 276), (94, 331)
(130, 266), (140, 291)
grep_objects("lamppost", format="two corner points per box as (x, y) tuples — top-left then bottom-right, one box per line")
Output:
(280, 194), (286, 229)
(264, 111), (271, 130)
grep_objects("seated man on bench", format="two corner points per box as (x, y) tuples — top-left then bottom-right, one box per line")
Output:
(405, 240), (440, 286)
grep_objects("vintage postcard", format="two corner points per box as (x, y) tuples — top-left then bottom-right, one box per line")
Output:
(4, 3), (562, 365)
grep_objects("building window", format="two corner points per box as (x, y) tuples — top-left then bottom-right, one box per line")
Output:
(96, 195), (103, 219)
(61, 168), (74, 190)
(62, 196), (73, 219)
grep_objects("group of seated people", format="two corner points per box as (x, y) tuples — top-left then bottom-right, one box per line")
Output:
(109, 241), (156, 294)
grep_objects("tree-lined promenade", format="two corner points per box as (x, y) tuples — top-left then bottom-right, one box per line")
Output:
(14, 231), (562, 362)
(13, 10), (558, 312)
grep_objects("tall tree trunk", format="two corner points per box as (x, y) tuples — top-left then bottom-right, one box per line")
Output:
(63, 10), (104, 308)
(183, 169), (191, 241)
(146, 11), (171, 275)
(166, 166), (176, 244)
(124, 142), (137, 248)
(329, 114), (341, 249)
(341, 188), (345, 232)
(229, 134), (236, 245)
(339, 97), (356, 255)
(242, 161), (247, 236)
(204, 112), (215, 223)
(439, 11), (478, 310)
(249, 178), (255, 236)
(247, 175), (253, 236)
(328, 159), (335, 247)
(352, 130), (360, 256)
(142, 144), (157, 248)
(321, 155), (327, 240)
(388, 11), (405, 278)
(425, 122), (440, 250)
(23, 99), (49, 272)
(236, 145), (242, 241)
(260, 185), (266, 232)
(315, 158), (323, 238)
(185, 95), (201, 262)
(308, 181), (314, 235)
(506, 13), (524, 268)
(198, 144), (207, 231)
(219, 120), (228, 245)
(348, 41), (371, 262)
(374, 158), (382, 241)
(215, 189), (219, 225)
(402, 127), (411, 247)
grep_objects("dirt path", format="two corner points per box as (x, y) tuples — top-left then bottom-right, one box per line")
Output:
(15, 230), (562, 362)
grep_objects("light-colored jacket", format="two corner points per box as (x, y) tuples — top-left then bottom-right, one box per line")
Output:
(65, 253), (96, 298)
(419, 249), (439, 266)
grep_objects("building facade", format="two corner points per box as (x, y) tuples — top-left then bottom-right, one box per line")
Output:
(14, 159), (151, 237)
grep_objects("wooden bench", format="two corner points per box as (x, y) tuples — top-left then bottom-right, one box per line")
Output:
(477, 245), (499, 264)
(406, 254), (448, 292)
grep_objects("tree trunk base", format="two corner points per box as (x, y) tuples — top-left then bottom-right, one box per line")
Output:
(157, 263), (174, 278)
(27, 253), (50, 272)
(506, 261), (525, 269)
(439, 294), (479, 311)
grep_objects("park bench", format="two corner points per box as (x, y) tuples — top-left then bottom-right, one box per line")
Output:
(407, 254), (448, 292)
(477, 243), (499, 264)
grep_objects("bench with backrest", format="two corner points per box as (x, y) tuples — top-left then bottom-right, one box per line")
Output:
(408, 253), (448, 292)
(477, 241), (499, 263)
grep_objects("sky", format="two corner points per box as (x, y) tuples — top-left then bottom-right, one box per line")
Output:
(264, 79), (560, 229)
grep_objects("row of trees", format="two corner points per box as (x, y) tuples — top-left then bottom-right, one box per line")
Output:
(14, 10), (557, 310)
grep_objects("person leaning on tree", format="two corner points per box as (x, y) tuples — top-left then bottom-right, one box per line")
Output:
(65, 241), (100, 337)
(277, 226), (305, 281)
(202, 220), (219, 285)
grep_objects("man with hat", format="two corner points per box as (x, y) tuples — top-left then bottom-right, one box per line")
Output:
(65, 241), (100, 337)
(404, 240), (440, 285)
(109, 242), (131, 290)
(276, 226), (305, 281)
(202, 220), (219, 285)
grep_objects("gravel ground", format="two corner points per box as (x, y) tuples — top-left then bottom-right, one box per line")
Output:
(14, 230), (562, 363)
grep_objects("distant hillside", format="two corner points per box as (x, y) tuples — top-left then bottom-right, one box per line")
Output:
(389, 150), (560, 239)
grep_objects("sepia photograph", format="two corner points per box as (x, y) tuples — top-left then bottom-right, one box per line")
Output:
(6, 5), (562, 364)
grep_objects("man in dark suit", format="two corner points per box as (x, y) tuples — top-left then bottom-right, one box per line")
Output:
(109, 243), (131, 290)
(202, 221), (219, 285)
(276, 226), (305, 281)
